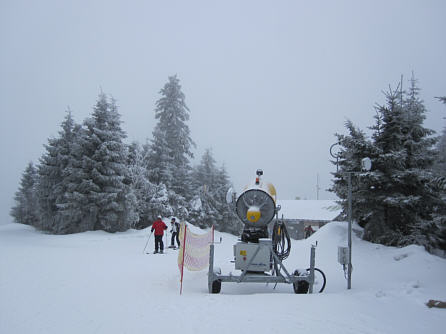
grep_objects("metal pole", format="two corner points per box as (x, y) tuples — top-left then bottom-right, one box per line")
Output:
(208, 243), (215, 293)
(347, 172), (352, 289)
(142, 230), (153, 254)
(309, 245), (316, 293)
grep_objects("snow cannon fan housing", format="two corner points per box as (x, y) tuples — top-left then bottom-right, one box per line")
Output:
(235, 174), (277, 228)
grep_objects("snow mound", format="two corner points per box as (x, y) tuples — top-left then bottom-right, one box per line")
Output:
(1, 222), (445, 334)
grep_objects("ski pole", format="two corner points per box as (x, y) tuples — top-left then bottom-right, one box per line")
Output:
(142, 230), (153, 254)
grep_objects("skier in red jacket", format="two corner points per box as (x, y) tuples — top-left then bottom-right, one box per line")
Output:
(151, 216), (168, 254)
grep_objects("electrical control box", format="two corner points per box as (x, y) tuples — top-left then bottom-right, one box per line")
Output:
(338, 246), (349, 265)
(234, 239), (272, 272)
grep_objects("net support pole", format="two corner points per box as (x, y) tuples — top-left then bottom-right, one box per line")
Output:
(180, 225), (187, 295)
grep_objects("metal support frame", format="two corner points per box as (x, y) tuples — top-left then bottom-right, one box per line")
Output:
(208, 242), (316, 293)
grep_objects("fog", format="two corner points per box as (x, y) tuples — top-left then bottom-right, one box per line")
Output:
(1, 0), (445, 225)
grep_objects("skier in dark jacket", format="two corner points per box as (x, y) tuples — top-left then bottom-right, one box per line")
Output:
(151, 216), (168, 253)
(169, 217), (180, 249)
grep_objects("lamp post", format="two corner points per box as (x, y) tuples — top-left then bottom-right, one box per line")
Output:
(346, 172), (352, 289)
(331, 142), (371, 290)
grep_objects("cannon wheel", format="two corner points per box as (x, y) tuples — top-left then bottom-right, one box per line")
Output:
(210, 267), (222, 294)
(293, 268), (326, 294)
(211, 279), (222, 294)
(293, 270), (309, 294)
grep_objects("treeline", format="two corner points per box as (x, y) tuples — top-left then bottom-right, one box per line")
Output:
(331, 75), (446, 254)
(10, 76), (242, 235)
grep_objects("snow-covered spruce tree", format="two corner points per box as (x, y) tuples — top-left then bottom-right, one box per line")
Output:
(146, 126), (173, 190)
(80, 93), (137, 232)
(147, 75), (195, 219)
(371, 77), (442, 249)
(189, 149), (241, 234)
(329, 120), (376, 226)
(402, 77), (437, 171)
(35, 110), (78, 232)
(189, 148), (219, 229)
(10, 162), (39, 226)
(332, 77), (444, 251)
(54, 122), (95, 233)
(127, 142), (149, 228)
(429, 96), (446, 252)
(127, 141), (170, 228)
(356, 86), (411, 243)
(139, 141), (173, 220)
(214, 164), (242, 234)
(433, 96), (446, 178)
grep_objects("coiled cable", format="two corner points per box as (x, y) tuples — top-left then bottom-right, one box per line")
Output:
(271, 219), (291, 261)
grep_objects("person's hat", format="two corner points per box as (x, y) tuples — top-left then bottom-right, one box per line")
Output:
(157, 215), (162, 219)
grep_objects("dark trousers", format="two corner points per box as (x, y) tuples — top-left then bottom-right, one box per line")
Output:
(154, 235), (164, 252)
(171, 232), (180, 247)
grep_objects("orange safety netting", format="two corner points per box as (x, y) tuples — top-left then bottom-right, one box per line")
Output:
(177, 223), (213, 272)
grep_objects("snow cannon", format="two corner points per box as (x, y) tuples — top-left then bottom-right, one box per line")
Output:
(236, 169), (277, 227)
(234, 169), (278, 243)
(208, 169), (326, 295)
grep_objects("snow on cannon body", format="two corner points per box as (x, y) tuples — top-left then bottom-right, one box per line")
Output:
(208, 169), (326, 294)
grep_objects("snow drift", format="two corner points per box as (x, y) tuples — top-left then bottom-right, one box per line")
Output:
(0, 221), (445, 334)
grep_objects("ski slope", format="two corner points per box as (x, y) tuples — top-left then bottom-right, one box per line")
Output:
(0, 221), (445, 334)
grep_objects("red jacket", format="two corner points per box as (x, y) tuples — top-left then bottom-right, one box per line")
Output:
(151, 219), (167, 236)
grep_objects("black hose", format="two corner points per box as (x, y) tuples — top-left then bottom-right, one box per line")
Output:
(307, 267), (326, 293)
(271, 220), (291, 261)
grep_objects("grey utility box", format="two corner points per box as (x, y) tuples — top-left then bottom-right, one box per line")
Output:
(234, 239), (272, 272)
(337, 246), (349, 265)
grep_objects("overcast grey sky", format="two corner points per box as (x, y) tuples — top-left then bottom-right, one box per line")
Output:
(1, 0), (445, 225)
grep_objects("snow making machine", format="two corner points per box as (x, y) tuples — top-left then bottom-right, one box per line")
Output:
(208, 169), (326, 294)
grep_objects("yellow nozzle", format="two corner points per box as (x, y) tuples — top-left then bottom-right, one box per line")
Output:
(247, 207), (261, 223)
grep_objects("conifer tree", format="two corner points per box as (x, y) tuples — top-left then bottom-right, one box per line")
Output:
(369, 82), (442, 246)
(189, 149), (240, 234)
(403, 77), (437, 169)
(36, 110), (77, 232)
(140, 142), (173, 220)
(147, 76), (195, 218)
(57, 123), (96, 232)
(127, 141), (171, 228)
(10, 162), (39, 226)
(433, 96), (446, 177)
(189, 149), (219, 228)
(81, 93), (137, 232)
(331, 77), (445, 251)
(430, 96), (446, 251)
(329, 120), (375, 226)
(213, 164), (242, 234)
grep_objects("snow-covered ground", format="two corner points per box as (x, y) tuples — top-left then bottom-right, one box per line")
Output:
(1, 221), (445, 334)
